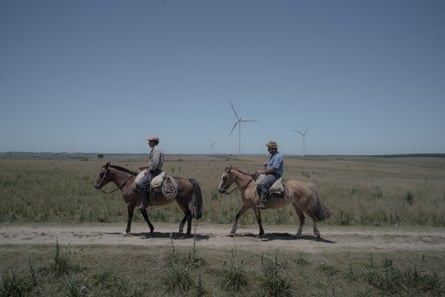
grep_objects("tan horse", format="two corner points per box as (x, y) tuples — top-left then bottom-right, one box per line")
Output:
(218, 166), (331, 238)
(95, 162), (203, 236)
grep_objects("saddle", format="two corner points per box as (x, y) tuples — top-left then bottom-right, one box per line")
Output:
(134, 171), (178, 199)
(255, 174), (286, 197)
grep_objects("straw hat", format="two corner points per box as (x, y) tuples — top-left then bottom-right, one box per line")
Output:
(265, 141), (278, 148)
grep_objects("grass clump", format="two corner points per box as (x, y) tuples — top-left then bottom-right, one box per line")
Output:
(52, 240), (83, 276)
(162, 236), (206, 296)
(259, 253), (292, 297)
(221, 248), (248, 292)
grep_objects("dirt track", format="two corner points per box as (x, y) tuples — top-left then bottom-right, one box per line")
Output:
(1, 223), (444, 253)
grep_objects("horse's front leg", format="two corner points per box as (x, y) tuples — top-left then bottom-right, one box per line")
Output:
(140, 209), (154, 234)
(125, 204), (135, 234)
(230, 205), (248, 235)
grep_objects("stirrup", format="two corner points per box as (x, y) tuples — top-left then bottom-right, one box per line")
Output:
(256, 202), (266, 209)
(136, 202), (147, 210)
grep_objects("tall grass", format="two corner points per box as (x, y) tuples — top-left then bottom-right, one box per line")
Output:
(1, 155), (444, 227)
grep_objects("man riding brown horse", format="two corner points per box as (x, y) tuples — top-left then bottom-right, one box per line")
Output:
(136, 135), (164, 210)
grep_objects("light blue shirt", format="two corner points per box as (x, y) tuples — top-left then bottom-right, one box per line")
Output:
(266, 151), (284, 177)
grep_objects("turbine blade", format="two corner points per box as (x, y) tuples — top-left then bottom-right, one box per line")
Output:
(230, 101), (240, 119)
(229, 120), (239, 136)
(304, 125), (311, 134)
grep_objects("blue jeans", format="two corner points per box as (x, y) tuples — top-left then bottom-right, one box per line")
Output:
(260, 174), (278, 194)
(140, 169), (162, 191)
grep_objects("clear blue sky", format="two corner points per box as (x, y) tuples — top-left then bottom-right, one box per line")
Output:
(1, 0), (444, 155)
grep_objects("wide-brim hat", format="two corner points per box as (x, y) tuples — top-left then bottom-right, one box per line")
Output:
(265, 141), (278, 148)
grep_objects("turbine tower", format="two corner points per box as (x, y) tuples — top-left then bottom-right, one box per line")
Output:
(292, 125), (311, 157)
(229, 102), (256, 155)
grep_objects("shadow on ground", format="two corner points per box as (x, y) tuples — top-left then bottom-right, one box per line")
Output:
(231, 232), (335, 244)
(105, 231), (210, 241)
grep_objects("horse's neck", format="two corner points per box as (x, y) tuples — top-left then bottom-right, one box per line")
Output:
(110, 169), (133, 189)
(233, 170), (254, 190)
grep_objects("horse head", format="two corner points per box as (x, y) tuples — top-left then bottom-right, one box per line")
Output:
(94, 162), (112, 190)
(218, 166), (234, 194)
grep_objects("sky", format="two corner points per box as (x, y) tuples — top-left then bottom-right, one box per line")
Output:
(1, 0), (444, 156)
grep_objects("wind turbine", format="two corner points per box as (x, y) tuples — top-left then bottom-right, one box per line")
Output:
(229, 102), (256, 155)
(209, 138), (220, 154)
(292, 125), (311, 157)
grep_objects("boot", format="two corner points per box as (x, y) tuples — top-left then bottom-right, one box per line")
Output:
(257, 191), (267, 209)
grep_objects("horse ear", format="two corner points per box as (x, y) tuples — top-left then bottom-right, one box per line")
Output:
(105, 162), (110, 168)
(228, 165), (232, 171)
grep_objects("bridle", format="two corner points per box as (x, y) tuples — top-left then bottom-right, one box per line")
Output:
(221, 182), (239, 195)
(97, 167), (133, 195)
(219, 169), (254, 195)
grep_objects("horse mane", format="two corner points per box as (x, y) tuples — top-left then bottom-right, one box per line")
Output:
(108, 165), (138, 176)
(230, 167), (256, 180)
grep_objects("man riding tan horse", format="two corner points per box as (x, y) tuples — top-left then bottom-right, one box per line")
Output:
(218, 165), (331, 238)
(256, 140), (283, 209)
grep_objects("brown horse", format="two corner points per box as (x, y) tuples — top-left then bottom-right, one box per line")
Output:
(218, 166), (330, 238)
(94, 162), (203, 236)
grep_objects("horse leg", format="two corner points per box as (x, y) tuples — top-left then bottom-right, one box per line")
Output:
(179, 214), (186, 234)
(312, 220), (321, 239)
(125, 205), (135, 234)
(185, 211), (192, 237)
(230, 205), (248, 235)
(253, 208), (264, 236)
(293, 204), (305, 238)
(140, 208), (154, 234)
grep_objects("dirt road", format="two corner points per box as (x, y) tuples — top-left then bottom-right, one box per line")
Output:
(1, 223), (444, 253)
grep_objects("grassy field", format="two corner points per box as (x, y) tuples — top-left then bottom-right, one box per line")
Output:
(0, 154), (444, 226)
(1, 240), (444, 297)
(1, 154), (445, 296)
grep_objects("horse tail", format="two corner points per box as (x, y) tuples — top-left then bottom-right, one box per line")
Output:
(189, 178), (203, 219)
(308, 183), (331, 222)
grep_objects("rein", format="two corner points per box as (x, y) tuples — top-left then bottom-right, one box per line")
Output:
(222, 176), (254, 195)
(222, 185), (239, 195)
(101, 174), (133, 195)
